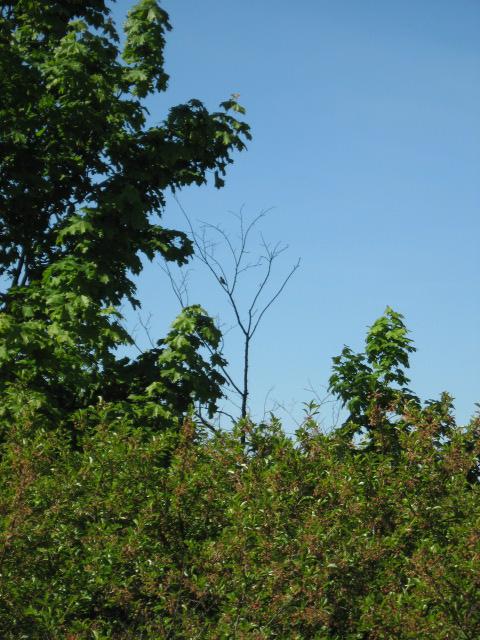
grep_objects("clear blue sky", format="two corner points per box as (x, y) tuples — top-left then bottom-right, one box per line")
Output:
(115, 0), (479, 427)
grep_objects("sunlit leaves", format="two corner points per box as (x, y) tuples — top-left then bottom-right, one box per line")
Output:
(0, 398), (478, 637)
(0, 0), (250, 426)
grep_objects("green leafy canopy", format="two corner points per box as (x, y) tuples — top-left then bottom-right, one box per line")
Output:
(0, 0), (250, 428)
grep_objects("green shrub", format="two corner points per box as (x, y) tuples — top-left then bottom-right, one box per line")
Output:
(1, 387), (478, 639)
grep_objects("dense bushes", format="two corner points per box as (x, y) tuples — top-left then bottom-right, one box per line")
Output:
(1, 293), (479, 639)
(1, 385), (479, 639)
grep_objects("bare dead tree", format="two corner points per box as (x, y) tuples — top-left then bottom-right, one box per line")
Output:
(166, 198), (300, 435)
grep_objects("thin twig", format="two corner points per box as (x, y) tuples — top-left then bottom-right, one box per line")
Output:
(171, 196), (300, 423)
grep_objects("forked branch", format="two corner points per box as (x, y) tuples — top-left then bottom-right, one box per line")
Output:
(169, 198), (300, 432)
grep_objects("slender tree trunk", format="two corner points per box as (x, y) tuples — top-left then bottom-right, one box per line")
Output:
(240, 335), (250, 444)
(10, 249), (25, 289)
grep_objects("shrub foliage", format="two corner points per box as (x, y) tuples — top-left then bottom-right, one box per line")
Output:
(1, 380), (479, 638)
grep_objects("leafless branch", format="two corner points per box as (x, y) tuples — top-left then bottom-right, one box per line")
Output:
(159, 261), (190, 308)
(169, 197), (300, 428)
(195, 405), (221, 435)
(137, 312), (156, 350)
(251, 257), (301, 337)
(303, 380), (344, 431)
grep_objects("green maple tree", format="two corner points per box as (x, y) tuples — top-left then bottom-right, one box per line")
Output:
(0, 0), (250, 430)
